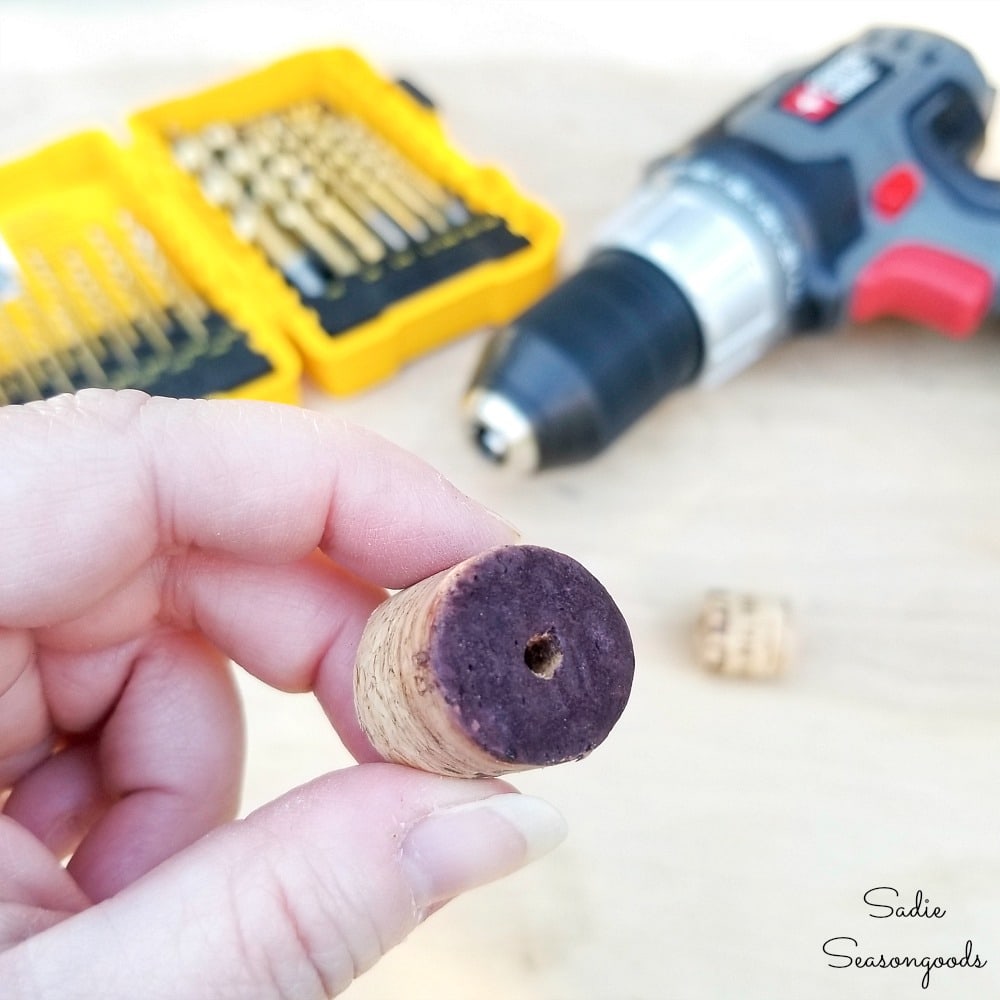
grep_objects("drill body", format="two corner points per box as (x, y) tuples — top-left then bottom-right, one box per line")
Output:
(466, 27), (1000, 471)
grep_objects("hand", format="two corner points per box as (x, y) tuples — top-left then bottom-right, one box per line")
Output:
(0, 389), (566, 999)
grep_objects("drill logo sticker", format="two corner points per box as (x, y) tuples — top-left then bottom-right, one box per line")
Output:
(779, 49), (888, 122)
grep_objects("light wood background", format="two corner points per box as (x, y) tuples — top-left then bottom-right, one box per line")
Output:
(2, 3), (999, 997)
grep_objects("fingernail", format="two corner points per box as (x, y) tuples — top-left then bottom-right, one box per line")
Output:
(402, 794), (567, 910)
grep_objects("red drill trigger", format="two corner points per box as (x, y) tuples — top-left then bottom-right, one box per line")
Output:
(849, 244), (994, 339)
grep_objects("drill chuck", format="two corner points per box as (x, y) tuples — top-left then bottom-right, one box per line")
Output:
(464, 163), (791, 471)
(466, 248), (703, 471)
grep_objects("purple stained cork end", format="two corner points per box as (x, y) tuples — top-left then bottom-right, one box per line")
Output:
(428, 545), (635, 766)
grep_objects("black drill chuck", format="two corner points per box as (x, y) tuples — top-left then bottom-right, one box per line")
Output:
(465, 249), (703, 471)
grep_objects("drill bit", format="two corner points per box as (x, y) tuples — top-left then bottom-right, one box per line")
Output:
(233, 201), (331, 296)
(88, 224), (176, 355)
(0, 305), (45, 402)
(200, 122), (239, 156)
(228, 114), (395, 262)
(221, 141), (262, 182)
(6, 293), (77, 396)
(199, 165), (329, 297)
(241, 112), (287, 144)
(289, 173), (387, 265)
(26, 250), (109, 388)
(282, 101), (325, 138)
(338, 108), (469, 219)
(63, 247), (144, 371)
(322, 115), (454, 235)
(117, 214), (213, 345)
(250, 173), (361, 277)
(386, 154), (470, 229)
(118, 211), (278, 398)
(268, 117), (414, 254)
(295, 146), (411, 253)
(324, 144), (432, 245)
(171, 133), (213, 175)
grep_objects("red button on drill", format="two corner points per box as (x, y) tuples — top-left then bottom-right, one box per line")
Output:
(849, 244), (994, 339)
(871, 164), (922, 218)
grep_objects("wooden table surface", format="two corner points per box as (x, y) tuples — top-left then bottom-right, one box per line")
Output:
(2, 5), (1000, 997)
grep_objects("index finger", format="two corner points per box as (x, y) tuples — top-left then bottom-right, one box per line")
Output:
(0, 389), (517, 626)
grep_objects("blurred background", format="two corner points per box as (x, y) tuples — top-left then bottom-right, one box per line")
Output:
(2, 2), (999, 998)
(3, 1), (1000, 162)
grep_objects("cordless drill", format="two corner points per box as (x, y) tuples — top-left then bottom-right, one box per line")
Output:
(464, 26), (1000, 471)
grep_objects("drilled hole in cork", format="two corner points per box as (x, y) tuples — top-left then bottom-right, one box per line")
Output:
(524, 629), (563, 680)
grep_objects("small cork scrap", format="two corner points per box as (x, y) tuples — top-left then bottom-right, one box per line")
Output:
(695, 589), (792, 679)
(354, 544), (635, 778)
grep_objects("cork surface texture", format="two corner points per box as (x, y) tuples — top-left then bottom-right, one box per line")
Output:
(429, 545), (633, 765)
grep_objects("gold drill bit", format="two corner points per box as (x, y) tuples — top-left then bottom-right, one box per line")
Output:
(209, 140), (360, 277)
(220, 109), (419, 264)
(250, 174), (361, 277)
(221, 142), (261, 181)
(117, 215), (212, 345)
(63, 248), (144, 370)
(171, 133), (212, 175)
(233, 202), (330, 296)
(341, 107), (469, 220)
(323, 173), (413, 252)
(200, 122), (238, 155)
(199, 165), (245, 209)
(368, 160), (452, 235)
(294, 146), (410, 253)
(256, 119), (408, 256)
(268, 131), (404, 246)
(325, 116), (453, 234)
(7, 293), (77, 395)
(289, 173), (386, 265)
(263, 135), (394, 263)
(341, 115), (470, 227)
(26, 250), (109, 387)
(241, 113), (287, 144)
(324, 144), (432, 244)
(0, 305), (45, 402)
(282, 102), (325, 137)
(238, 131), (278, 165)
(198, 166), (329, 297)
(253, 103), (467, 232)
(246, 104), (320, 157)
(266, 151), (311, 185)
(88, 225), (176, 353)
(393, 159), (470, 228)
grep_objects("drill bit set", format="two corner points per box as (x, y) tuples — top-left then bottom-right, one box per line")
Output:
(0, 213), (276, 406)
(170, 102), (529, 338)
(131, 47), (559, 395)
(0, 134), (299, 406)
(0, 48), (558, 407)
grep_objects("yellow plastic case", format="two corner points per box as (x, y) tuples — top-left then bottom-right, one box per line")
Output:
(0, 131), (301, 404)
(130, 48), (561, 395)
(0, 48), (560, 404)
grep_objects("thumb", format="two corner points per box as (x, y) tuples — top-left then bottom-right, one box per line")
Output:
(4, 764), (567, 1000)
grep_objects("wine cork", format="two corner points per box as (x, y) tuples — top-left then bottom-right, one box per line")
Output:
(354, 544), (635, 778)
(695, 589), (792, 679)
